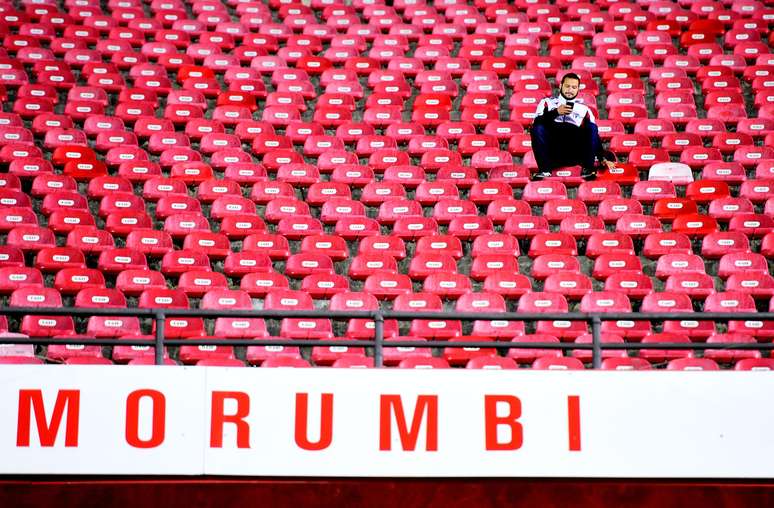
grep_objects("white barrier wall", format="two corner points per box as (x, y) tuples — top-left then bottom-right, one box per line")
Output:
(1, 366), (773, 477)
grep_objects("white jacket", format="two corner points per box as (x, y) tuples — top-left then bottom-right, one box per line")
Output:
(534, 95), (596, 128)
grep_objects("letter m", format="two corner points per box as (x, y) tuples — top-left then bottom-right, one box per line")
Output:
(17, 390), (80, 447)
(379, 395), (438, 451)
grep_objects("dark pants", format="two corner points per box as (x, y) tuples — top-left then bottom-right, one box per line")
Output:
(530, 121), (602, 173)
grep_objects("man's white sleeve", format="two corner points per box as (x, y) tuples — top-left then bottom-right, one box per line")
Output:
(534, 97), (550, 117)
(585, 105), (597, 124)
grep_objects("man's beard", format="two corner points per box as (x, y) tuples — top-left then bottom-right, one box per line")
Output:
(561, 91), (578, 100)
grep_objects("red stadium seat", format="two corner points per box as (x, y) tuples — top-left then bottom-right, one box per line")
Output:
(532, 356), (585, 370)
(667, 358), (720, 371)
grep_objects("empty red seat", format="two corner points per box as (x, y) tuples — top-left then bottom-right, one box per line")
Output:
(140, 288), (206, 338)
(644, 291), (715, 340)
(701, 232), (750, 259)
(641, 232), (692, 260)
(672, 214), (718, 237)
(503, 215), (550, 238)
(728, 214), (774, 238)
(652, 198), (698, 222)
(559, 215), (606, 238)
(7, 225), (56, 252)
(397, 357), (451, 369)
(238, 268), (289, 297)
(306, 182), (352, 206)
(363, 272), (412, 300)
(296, 234), (348, 262)
(161, 212), (209, 239)
(577, 181), (622, 203)
(655, 254), (706, 280)
(201, 289), (266, 339)
(708, 197), (755, 222)
(0, 266), (44, 294)
(220, 214), (266, 241)
(609, 133), (650, 155)
(328, 291), (391, 340)
(440, 336), (497, 366)
(740, 180), (774, 203)
(396, 293), (461, 340)
(470, 233), (519, 259)
(178, 334), (238, 365)
(47, 337), (107, 363)
(114, 269), (166, 297)
(726, 273), (774, 300)
(360, 181), (407, 206)
(664, 273), (716, 300)
(702, 333), (758, 364)
(433, 198), (478, 224)
(667, 358), (720, 371)
(377, 198), (422, 224)
(522, 180), (567, 204)
(355, 235), (405, 260)
(735, 359), (774, 371)
(585, 232), (635, 259)
(592, 254), (642, 280)
(532, 356), (585, 370)
(543, 272), (593, 300)
(18, 300), (75, 337)
(422, 272), (473, 299)
(532, 254), (580, 280)
(571, 332), (628, 362)
(415, 181), (460, 204)
(597, 199), (643, 223)
(615, 214), (662, 238)
(154, 195), (201, 219)
(33, 247), (85, 273)
(504, 334), (561, 365)
(466, 253), (519, 281)
(284, 252), (335, 279)
(95, 245), (148, 274)
(176, 269), (228, 297)
(0, 246), (24, 268)
(638, 332), (693, 364)
(181, 232), (230, 259)
(392, 217), (438, 240)
(519, 291), (587, 340)
(604, 272), (654, 302)
(464, 356), (518, 370)
(207, 195), (256, 220)
(528, 232), (578, 257)
(79, 290), (140, 339)
(631, 180), (676, 202)
(10, 287), (61, 310)
(542, 199), (588, 224)
(601, 358), (653, 370)
(407, 252), (457, 281)
(300, 272), (349, 299)
(456, 292), (523, 339)
(265, 288), (332, 339)
(685, 180), (730, 203)
(260, 356), (311, 368)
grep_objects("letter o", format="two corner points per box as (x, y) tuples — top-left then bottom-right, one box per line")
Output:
(125, 389), (166, 449)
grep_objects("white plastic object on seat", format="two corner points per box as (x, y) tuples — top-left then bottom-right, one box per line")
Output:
(647, 162), (694, 184)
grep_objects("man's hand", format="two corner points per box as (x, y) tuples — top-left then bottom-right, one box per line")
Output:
(602, 159), (616, 170)
(556, 104), (573, 115)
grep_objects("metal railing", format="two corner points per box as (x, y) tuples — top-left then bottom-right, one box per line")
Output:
(2, 306), (774, 367)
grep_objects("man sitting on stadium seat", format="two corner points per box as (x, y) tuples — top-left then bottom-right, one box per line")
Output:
(530, 73), (615, 181)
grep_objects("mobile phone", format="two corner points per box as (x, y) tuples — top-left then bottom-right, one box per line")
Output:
(566, 101), (574, 107)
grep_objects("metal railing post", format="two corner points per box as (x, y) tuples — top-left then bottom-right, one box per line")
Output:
(155, 311), (165, 366)
(591, 316), (602, 369)
(374, 310), (384, 368)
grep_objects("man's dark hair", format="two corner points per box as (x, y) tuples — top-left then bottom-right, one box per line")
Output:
(560, 73), (581, 85)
